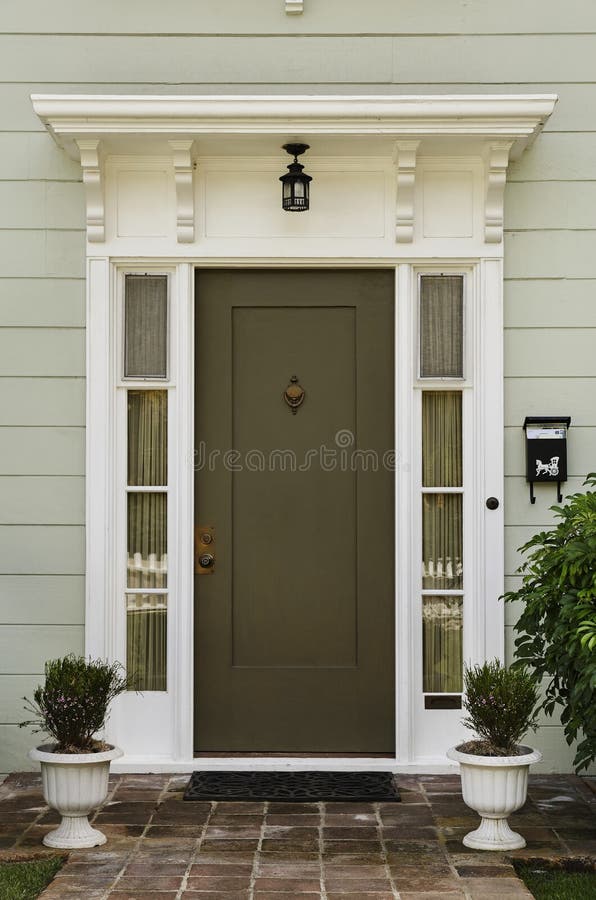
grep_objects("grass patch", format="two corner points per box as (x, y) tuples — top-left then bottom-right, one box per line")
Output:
(0, 856), (63, 900)
(516, 860), (596, 899)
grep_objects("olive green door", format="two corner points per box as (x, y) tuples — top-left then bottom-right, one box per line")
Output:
(194, 269), (395, 752)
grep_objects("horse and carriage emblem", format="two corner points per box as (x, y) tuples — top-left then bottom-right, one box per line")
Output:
(535, 456), (560, 478)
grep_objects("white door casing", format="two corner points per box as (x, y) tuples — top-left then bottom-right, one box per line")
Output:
(34, 94), (556, 771)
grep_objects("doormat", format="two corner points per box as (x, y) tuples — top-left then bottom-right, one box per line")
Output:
(183, 771), (400, 802)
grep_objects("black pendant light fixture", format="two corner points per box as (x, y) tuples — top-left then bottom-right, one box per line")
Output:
(279, 143), (312, 211)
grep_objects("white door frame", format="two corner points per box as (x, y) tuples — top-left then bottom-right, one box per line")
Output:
(86, 254), (504, 773)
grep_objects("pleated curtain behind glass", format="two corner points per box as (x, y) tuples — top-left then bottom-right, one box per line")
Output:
(422, 391), (463, 693)
(126, 390), (168, 690)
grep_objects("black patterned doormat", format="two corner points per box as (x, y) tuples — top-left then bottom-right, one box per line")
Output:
(183, 771), (400, 802)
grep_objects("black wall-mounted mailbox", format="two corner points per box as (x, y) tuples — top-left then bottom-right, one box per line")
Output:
(523, 416), (571, 504)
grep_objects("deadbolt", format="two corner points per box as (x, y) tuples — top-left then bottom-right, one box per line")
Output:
(200, 532), (213, 545)
(199, 553), (214, 569)
(486, 497), (500, 510)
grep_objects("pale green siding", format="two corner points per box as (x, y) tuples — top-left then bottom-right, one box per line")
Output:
(1, 0), (594, 774)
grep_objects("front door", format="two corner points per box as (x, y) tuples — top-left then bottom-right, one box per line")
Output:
(194, 269), (395, 752)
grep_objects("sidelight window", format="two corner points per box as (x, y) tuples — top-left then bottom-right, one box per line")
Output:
(419, 274), (465, 708)
(123, 275), (169, 691)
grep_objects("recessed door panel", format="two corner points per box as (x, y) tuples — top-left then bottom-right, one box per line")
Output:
(194, 269), (394, 752)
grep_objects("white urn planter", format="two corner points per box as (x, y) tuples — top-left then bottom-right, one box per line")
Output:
(29, 744), (123, 849)
(446, 745), (542, 850)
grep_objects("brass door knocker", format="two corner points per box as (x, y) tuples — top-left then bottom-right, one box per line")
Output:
(284, 375), (305, 414)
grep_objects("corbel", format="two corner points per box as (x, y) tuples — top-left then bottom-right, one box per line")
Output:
(393, 141), (420, 243)
(285, 0), (304, 13)
(484, 141), (514, 243)
(76, 139), (104, 243)
(169, 140), (195, 243)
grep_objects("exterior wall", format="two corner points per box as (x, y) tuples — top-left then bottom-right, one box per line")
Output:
(1, 0), (594, 775)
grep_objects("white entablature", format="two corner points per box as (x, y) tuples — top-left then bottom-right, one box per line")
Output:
(33, 94), (556, 250)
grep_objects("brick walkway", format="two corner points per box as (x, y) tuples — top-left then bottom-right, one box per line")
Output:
(0, 773), (594, 899)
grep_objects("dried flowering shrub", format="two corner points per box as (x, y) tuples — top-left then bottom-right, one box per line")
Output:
(459, 659), (539, 756)
(20, 655), (131, 753)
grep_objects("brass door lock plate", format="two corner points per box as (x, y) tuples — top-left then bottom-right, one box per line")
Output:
(195, 525), (215, 574)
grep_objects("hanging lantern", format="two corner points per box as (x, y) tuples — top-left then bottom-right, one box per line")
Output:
(279, 143), (312, 212)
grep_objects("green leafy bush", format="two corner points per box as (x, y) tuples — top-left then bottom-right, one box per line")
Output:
(504, 474), (596, 772)
(20, 655), (131, 753)
(460, 659), (539, 756)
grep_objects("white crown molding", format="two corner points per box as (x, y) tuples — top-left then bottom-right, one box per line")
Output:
(76, 139), (105, 242)
(484, 142), (513, 244)
(393, 140), (420, 243)
(285, 0), (303, 12)
(32, 94), (557, 160)
(169, 140), (195, 244)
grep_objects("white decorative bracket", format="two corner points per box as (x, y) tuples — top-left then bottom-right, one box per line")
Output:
(393, 140), (420, 243)
(76, 139), (104, 242)
(484, 141), (514, 243)
(285, 0), (303, 13)
(169, 140), (195, 243)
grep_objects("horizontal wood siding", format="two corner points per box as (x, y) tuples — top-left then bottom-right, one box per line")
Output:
(0, 1), (593, 773)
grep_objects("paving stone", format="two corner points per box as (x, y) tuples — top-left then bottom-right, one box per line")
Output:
(455, 864), (517, 878)
(324, 803), (377, 815)
(323, 864), (388, 878)
(267, 803), (319, 814)
(214, 802), (267, 815)
(459, 877), (534, 895)
(392, 873), (462, 892)
(210, 813), (266, 825)
(202, 838), (260, 851)
(398, 894), (466, 900)
(323, 827), (379, 840)
(324, 877), (394, 890)
(143, 825), (200, 839)
(109, 894), (178, 900)
(205, 825), (262, 839)
(124, 861), (189, 874)
(194, 850), (257, 865)
(257, 862), (322, 876)
(326, 893), (395, 899)
(190, 862), (254, 875)
(254, 894), (320, 899)
(186, 874), (253, 889)
(253, 877), (322, 890)
(114, 875), (185, 890)
(324, 814), (377, 826)
(182, 893), (249, 899)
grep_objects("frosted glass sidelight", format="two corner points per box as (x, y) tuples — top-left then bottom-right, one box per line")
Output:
(420, 275), (464, 378)
(124, 275), (168, 378)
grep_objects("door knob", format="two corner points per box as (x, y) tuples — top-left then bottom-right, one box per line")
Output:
(199, 553), (214, 569)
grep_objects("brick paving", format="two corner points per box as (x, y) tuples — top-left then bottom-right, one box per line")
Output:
(0, 772), (594, 898)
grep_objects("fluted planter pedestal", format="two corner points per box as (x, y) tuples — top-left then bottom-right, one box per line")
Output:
(29, 744), (123, 849)
(447, 745), (542, 850)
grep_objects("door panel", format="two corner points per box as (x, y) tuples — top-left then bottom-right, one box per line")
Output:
(194, 269), (394, 752)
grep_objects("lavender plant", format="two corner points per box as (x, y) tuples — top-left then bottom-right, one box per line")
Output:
(460, 659), (539, 756)
(20, 655), (131, 753)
